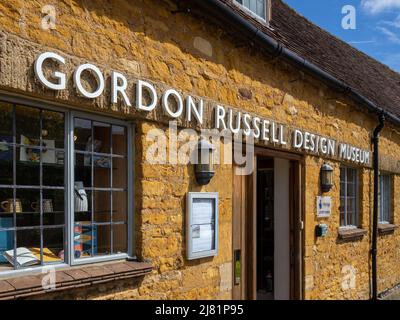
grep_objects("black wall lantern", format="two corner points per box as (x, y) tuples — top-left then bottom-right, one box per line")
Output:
(320, 163), (334, 192)
(195, 139), (215, 185)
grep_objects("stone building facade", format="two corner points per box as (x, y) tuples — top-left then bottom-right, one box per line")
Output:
(0, 0), (399, 300)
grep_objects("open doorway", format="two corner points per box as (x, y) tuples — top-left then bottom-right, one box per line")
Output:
(256, 157), (291, 300)
(233, 148), (303, 300)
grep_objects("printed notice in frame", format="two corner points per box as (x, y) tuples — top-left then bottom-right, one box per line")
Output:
(192, 198), (214, 225)
(192, 224), (215, 253)
(187, 192), (218, 260)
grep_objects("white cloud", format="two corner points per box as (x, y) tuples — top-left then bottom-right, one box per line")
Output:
(377, 26), (400, 43)
(380, 14), (400, 27)
(361, 0), (400, 14)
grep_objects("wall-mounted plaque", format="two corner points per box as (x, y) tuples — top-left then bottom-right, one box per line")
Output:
(186, 192), (218, 260)
(317, 196), (332, 218)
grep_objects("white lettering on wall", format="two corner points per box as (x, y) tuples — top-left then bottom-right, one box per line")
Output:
(162, 89), (183, 118)
(33, 51), (372, 167)
(215, 105), (227, 130)
(136, 80), (157, 111)
(34, 52), (66, 90)
(74, 63), (105, 98)
(186, 96), (203, 124)
(111, 71), (131, 106)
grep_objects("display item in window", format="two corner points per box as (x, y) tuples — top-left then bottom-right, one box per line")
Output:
(74, 181), (88, 212)
(1, 198), (22, 213)
(31, 199), (53, 213)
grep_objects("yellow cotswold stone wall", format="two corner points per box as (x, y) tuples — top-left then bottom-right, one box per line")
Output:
(0, 0), (399, 299)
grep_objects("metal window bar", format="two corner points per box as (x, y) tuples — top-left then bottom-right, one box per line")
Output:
(379, 174), (391, 223)
(379, 175), (382, 222)
(91, 120), (94, 258)
(12, 104), (17, 270)
(341, 167), (347, 226)
(39, 109), (44, 266)
(110, 125), (113, 255)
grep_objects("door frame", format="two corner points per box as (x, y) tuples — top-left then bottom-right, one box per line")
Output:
(232, 146), (305, 300)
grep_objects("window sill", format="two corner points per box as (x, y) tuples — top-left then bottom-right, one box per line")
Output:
(378, 223), (397, 235)
(338, 227), (367, 240)
(0, 260), (152, 300)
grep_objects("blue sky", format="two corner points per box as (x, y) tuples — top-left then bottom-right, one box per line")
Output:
(283, 0), (400, 72)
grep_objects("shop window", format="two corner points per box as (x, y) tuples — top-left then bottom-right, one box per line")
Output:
(379, 174), (392, 224)
(340, 166), (359, 227)
(73, 118), (129, 260)
(235, 0), (269, 21)
(0, 100), (131, 274)
(0, 103), (65, 272)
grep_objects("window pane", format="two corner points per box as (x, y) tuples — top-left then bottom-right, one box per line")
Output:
(347, 182), (356, 197)
(16, 147), (40, 185)
(75, 153), (92, 188)
(346, 198), (354, 216)
(42, 189), (64, 226)
(340, 168), (345, 183)
(113, 191), (127, 223)
(16, 189), (41, 227)
(96, 224), (111, 256)
(94, 156), (111, 188)
(74, 118), (92, 151)
(0, 189), (15, 229)
(74, 188), (92, 222)
(42, 110), (64, 149)
(256, 0), (266, 18)
(94, 191), (110, 223)
(0, 148), (13, 185)
(16, 105), (40, 147)
(42, 228), (64, 264)
(112, 126), (127, 156)
(113, 224), (127, 254)
(93, 122), (111, 154)
(347, 168), (355, 184)
(74, 222), (95, 259)
(16, 229), (41, 267)
(113, 157), (127, 188)
(43, 157), (64, 187)
(0, 102), (14, 142)
(0, 229), (14, 271)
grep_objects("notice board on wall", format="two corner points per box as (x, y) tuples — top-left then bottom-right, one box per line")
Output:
(186, 192), (218, 260)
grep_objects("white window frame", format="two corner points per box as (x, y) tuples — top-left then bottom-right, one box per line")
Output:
(379, 173), (392, 224)
(234, 0), (270, 23)
(0, 95), (134, 278)
(339, 166), (359, 228)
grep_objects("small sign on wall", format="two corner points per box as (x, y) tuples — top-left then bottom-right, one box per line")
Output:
(317, 196), (332, 218)
(186, 192), (218, 260)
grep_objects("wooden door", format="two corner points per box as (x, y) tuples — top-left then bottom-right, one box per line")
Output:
(232, 164), (247, 300)
(232, 158), (257, 300)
